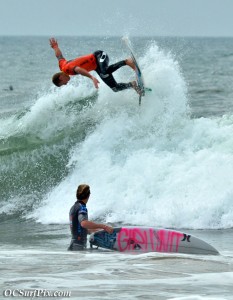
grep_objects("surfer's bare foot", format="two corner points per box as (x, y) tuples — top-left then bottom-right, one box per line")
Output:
(125, 58), (136, 70)
(131, 81), (142, 96)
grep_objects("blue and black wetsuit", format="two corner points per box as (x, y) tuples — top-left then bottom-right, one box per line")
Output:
(68, 201), (88, 251)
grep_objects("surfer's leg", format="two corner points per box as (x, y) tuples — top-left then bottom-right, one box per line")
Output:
(94, 51), (136, 92)
(107, 58), (135, 73)
(96, 71), (133, 92)
(104, 74), (133, 92)
(112, 82), (133, 92)
(131, 81), (143, 95)
(125, 58), (136, 71)
(107, 61), (126, 73)
(67, 240), (86, 251)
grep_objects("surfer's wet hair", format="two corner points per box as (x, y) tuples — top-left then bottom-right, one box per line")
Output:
(76, 184), (90, 201)
(52, 72), (63, 87)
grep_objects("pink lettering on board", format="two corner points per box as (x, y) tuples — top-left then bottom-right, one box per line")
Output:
(117, 228), (157, 252)
(155, 229), (183, 252)
(117, 228), (184, 253)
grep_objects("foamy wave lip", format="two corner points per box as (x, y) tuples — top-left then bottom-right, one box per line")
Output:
(0, 79), (97, 140)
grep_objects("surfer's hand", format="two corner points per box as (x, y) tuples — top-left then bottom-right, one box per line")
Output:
(49, 38), (58, 49)
(103, 225), (114, 234)
(92, 77), (100, 89)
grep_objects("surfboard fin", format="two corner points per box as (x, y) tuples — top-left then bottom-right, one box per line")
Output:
(139, 95), (142, 106)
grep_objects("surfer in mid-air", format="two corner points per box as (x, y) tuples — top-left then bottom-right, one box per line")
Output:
(49, 38), (141, 95)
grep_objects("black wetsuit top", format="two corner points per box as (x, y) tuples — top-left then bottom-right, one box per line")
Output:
(68, 201), (88, 250)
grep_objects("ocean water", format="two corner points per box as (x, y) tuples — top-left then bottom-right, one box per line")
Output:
(1, 36), (233, 299)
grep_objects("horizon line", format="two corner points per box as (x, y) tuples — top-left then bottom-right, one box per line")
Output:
(1, 34), (233, 39)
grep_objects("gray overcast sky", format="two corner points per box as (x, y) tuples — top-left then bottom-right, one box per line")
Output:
(1, 0), (233, 37)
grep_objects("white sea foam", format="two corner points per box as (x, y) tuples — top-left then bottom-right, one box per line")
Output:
(0, 78), (97, 140)
(27, 44), (233, 229)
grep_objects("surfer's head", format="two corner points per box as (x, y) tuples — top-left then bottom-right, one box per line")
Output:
(52, 72), (70, 87)
(76, 184), (91, 202)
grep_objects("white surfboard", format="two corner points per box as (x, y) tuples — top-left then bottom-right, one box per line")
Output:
(89, 227), (219, 255)
(122, 37), (151, 105)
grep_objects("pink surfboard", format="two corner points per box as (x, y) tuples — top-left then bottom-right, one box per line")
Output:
(89, 227), (219, 255)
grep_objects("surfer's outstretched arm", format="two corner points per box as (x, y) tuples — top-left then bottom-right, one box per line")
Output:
(49, 38), (64, 60)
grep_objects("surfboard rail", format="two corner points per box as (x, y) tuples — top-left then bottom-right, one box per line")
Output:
(122, 37), (147, 105)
